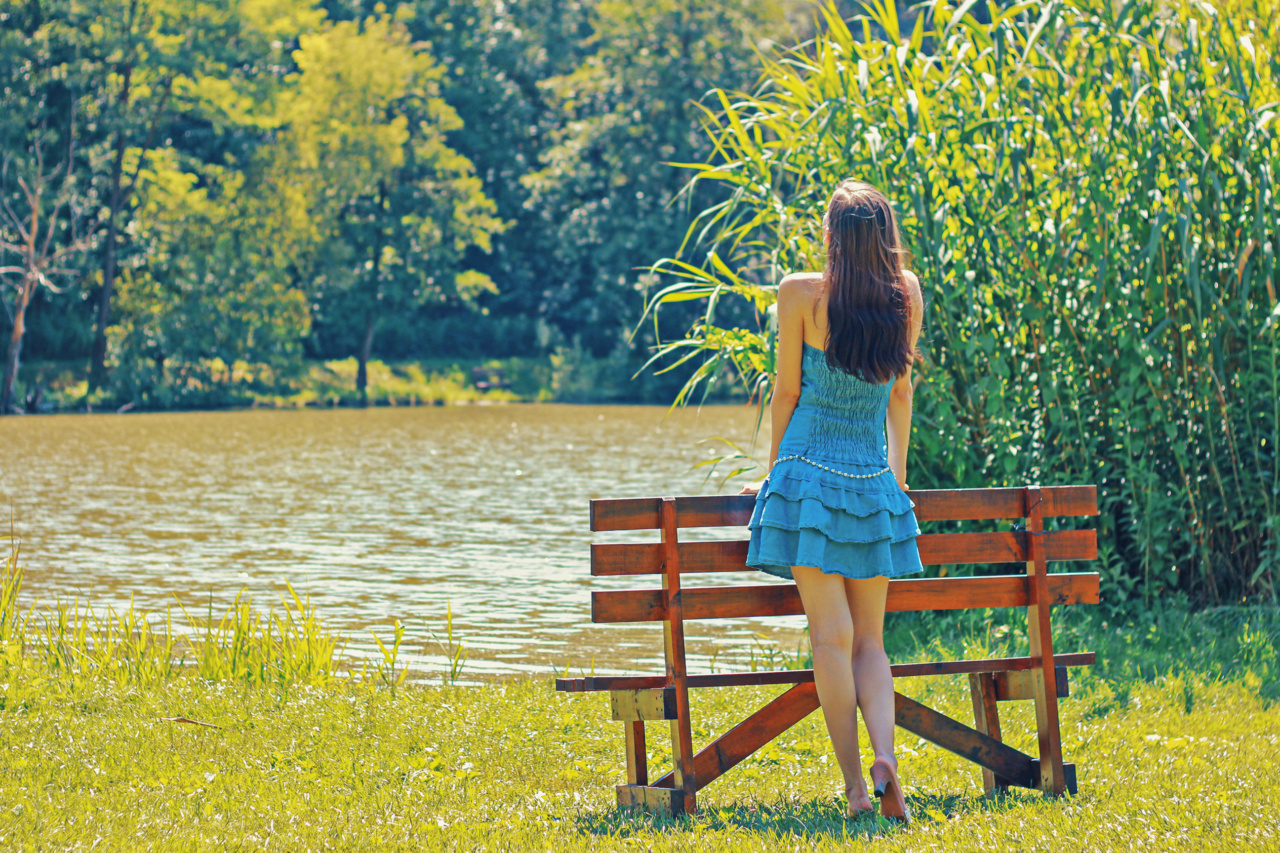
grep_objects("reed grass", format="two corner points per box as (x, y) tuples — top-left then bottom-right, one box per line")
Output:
(644, 0), (1280, 610)
(0, 540), (362, 693)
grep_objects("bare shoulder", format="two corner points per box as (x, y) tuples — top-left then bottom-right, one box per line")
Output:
(901, 269), (924, 310)
(777, 271), (823, 310)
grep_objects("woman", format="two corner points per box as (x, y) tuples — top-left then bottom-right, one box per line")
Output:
(742, 179), (923, 822)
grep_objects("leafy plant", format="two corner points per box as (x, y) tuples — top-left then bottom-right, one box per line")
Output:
(429, 600), (469, 686)
(371, 618), (410, 694)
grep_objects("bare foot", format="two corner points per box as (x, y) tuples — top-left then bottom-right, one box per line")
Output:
(845, 778), (874, 816)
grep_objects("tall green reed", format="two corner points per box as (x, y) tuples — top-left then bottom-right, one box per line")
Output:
(643, 0), (1280, 611)
(0, 539), (461, 690)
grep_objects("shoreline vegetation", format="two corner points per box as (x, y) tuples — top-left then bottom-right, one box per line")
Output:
(14, 351), (738, 414)
(3, 545), (1279, 848)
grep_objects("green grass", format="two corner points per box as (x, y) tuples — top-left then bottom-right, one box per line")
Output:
(3, 544), (1279, 849)
(1, 655), (1277, 850)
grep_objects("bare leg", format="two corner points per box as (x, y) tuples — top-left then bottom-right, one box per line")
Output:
(792, 565), (870, 810)
(843, 575), (896, 764)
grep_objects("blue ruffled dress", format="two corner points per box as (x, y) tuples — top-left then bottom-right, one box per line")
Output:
(746, 342), (924, 580)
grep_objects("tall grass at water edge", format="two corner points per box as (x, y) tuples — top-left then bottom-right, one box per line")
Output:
(0, 541), (466, 697)
(645, 0), (1280, 610)
(3, 538), (1276, 704)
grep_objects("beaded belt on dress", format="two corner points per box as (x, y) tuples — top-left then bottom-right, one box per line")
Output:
(771, 454), (892, 480)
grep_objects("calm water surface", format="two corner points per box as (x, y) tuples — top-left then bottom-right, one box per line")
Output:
(2, 405), (805, 679)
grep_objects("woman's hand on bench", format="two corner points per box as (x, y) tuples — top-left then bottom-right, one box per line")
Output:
(738, 482), (761, 496)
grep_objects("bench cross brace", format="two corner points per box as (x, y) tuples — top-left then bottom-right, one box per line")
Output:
(618, 681), (1078, 814)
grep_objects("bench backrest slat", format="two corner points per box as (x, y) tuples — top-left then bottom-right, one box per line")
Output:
(591, 572), (1100, 623)
(589, 486), (1098, 532)
(590, 529), (1097, 577)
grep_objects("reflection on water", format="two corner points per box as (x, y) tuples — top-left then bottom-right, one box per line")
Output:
(2, 405), (805, 679)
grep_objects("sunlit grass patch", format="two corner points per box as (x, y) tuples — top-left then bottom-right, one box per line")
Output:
(2, 540), (1278, 849)
(0, 674), (1277, 850)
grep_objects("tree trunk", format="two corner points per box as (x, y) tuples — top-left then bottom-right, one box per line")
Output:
(356, 314), (376, 408)
(356, 197), (385, 409)
(1, 281), (33, 415)
(89, 67), (132, 392)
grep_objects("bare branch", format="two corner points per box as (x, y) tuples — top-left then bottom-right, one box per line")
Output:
(0, 190), (32, 245)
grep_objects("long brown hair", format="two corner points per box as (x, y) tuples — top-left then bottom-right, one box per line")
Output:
(821, 180), (916, 384)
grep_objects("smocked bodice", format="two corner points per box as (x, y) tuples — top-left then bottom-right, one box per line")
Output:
(778, 342), (893, 467)
(747, 341), (920, 581)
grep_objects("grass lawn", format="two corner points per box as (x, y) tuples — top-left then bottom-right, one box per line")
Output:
(3, 612), (1278, 851)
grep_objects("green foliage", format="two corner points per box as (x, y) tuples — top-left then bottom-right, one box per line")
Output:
(523, 0), (787, 357)
(2, 0), (809, 407)
(645, 0), (1280, 609)
(427, 601), (468, 687)
(272, 12), (505, 400)
(108, 152), (312, 408)
(1, 538), (341, 689)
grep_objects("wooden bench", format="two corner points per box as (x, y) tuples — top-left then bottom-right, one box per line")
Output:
(556, 485), (1100, 815)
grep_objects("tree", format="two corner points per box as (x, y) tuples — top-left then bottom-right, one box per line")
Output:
(107, 149), (312, 408)
(643, 0), (1280, 605)
(0, 130), (94, 414)
(80, 0), (324, 391)
(275, 14), (504, 404)
(521, 0), (787, 358)
(0, 5), (97, 414)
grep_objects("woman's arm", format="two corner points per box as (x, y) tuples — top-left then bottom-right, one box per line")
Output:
(742, 276), (808, 494)
(767, 278), (808, 470)
(886, 271), (924, 490)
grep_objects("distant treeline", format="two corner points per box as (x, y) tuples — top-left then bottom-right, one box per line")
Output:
(4, 0), (901, 410)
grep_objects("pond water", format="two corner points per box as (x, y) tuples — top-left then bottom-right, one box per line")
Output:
(2, 404), (807, 681)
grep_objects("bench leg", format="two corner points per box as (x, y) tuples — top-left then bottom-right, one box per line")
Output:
(969, 673), (1010, 795)
(1024, 487), (1068, 796)
(625, 720), (647, 786)
(660, 498), (697, 815)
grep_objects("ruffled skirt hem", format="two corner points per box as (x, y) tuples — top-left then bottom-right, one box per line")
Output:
(745, 463), (924, 581)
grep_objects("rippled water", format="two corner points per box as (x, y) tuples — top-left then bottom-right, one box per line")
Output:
(2, 405), (805, 680)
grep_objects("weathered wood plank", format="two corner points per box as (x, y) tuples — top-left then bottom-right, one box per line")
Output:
(591, 573), (1101, 623)
(918, 529), (1097, 566)
(652, 682), (820, 792)
(913, 486), (1098, 522)
(659, 498), (697, 816)
(590, 495), (753, 532)
(611, 688), (677, 721)
(624, 721), (647, 786)
(969, 673), (1005, 794)
(591, 540), (749, 576)
(894, 691), (1035, 786)
(1024, 487), (1067, 796)
(996, 666), (1070, 702)
(554, 652), (1096, 693)
(1032, 760), (1078, 796)
(590, 530), (1097, 576)
(616, 784), (682, 814)
(589, 486), (1098, 531)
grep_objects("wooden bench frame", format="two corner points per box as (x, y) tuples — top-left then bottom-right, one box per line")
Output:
(557, 485), (1100, 816)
